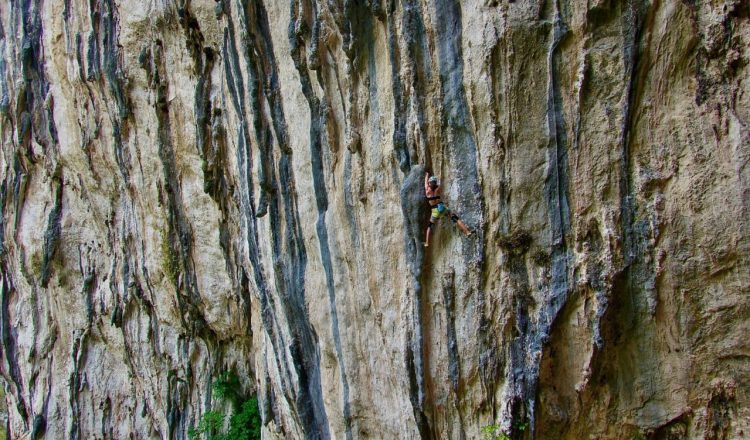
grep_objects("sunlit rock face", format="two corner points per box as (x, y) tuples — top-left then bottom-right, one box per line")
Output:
(0, 0), (748, 438)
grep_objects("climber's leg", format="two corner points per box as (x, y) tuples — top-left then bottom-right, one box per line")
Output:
(424, 219), (437, 247)
(449, 212), (473, 236)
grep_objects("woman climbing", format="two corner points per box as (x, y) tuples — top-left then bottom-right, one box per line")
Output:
(423, 172), (473, 247)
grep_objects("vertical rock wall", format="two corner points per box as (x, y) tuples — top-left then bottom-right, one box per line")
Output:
(0, 0), (748, 438)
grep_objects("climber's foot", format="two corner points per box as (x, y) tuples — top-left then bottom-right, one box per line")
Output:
(423, 242), (429, 247)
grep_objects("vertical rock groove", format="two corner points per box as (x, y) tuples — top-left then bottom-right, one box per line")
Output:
(387, 1), (409, 173)
(433, 0), (481, 227)
(399, 165), (430, 439)
(617, 0), (657, 315)
(148, 39), (206, 336)
(40, 171), (62, 288)
(289, 2), (352, 437)
(0, 274), (28, 424)
(522, 0), (573, 432)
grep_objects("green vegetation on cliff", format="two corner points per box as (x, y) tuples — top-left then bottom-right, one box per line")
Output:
(188, 372), (261, 440)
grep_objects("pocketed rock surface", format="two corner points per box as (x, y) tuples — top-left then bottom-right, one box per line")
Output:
(0, 1), (748, 438)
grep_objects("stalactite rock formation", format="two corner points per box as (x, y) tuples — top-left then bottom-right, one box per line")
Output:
(0, 0), (748, 438)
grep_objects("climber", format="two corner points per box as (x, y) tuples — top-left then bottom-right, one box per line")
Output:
(423, 172), (473, 247)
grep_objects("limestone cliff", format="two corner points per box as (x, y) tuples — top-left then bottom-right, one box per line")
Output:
(0, 0), (748, 438)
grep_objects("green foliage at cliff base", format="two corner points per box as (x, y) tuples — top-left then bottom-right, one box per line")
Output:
(188, 372), (261, 440)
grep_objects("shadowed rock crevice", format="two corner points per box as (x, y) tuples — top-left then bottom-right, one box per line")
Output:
(0, 274), (28, 425)
(441, 270), (460, 394)
(433, 0), (482, 232)
(87, 0), (131, 182)
(15, 0), (58, 154)
(386, 3), (409, 173)
(399, 165), (431, 438)
(618, 0), (657, 309)
(517, 1), (574, 432)
(401, 0), (432, 167)
(40, 171), (63, 288)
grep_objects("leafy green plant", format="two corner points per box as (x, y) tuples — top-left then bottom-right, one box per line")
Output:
(226, 397), (261, 440)
(189, 372), (262, 440)
(516, 420), (529, 432)
(481, 424), (510, 440)
(188, 411), (225, 440)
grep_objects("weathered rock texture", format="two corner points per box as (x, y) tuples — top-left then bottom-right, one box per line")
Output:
(0, 0), (749, 438)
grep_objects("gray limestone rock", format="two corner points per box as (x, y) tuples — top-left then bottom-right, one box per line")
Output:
(0, 1), (749, 439)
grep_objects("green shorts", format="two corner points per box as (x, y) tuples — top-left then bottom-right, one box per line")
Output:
(431, 203), (447, 221)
